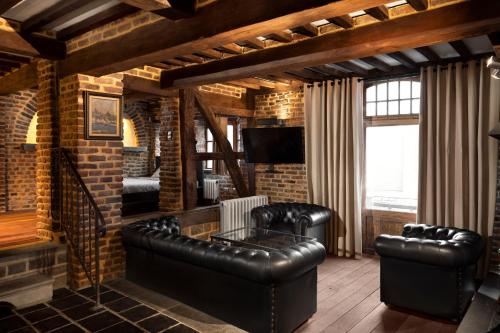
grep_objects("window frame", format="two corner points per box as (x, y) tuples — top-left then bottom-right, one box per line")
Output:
(205, 127), (214, 170)
(362, 76), (420, 216)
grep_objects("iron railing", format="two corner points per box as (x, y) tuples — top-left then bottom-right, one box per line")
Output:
(52, 148), (106, 307)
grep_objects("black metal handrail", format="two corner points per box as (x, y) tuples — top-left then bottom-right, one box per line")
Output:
(53, 148), (106, 307)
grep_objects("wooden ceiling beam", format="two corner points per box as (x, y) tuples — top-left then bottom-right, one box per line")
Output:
(228, 80), (261, 90)
(0, 63), (38, 95)
(386, 52), (418, 70)
(449, 40), (471, 58)
(414, 46), (441, 62)
(0, 30), (39, 58)
(266, 32), (294, 43)
(122, 74), (177, 97)
(218, 43), (244, 55)
(21, 0), (88, 33)
(291, 24), (319, 37)
(58, 0), (392, 77)
(121, 0), (169, 11)
(365, 6), (389, 21)
(160, 1), (500, 88)
(21, 34), (66, 60)
(335, 61), (368, 75)
(242, 38), (266, 50)
(359, 57), (392, 72)
(176, 54), (205, 64)
(327, 15), (354, 29)
(0, 0), (23, 15)
(194, 49), (223, 60)
(308, 65), (346, 77)
(57, 4), (138, 41)
(488, 32), (500, 57)
(406, 0), (429, 11)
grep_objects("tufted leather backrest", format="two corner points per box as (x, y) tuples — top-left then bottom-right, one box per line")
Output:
(251, 203), (331, 234)
(374, 223), (485, 267)
(122, 217), (326, 284)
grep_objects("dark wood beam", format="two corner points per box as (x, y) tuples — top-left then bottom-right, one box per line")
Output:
(359, 57), (392, 72)
(449, 40), (471, 58)
(308, 65), (346, 77)
(291, 24), (319, 37)
(21, 34), (66, 60)
(406, 0), (429, 11)
(328, 15), (354, 29)
(0, 0), (23, 15)
(58, 0), (391, 76)
(194, 90), (249, 197)
(414, 46), (441, 62)
(176, 54), (205, 64)
(0, 63), (38, 95)
(266, 32), (294, 43)
(121, 0), (169, 11)
(243, 38), (266, 50)
(160, 1), (500, 88)
(122, 75), (178, 97)
(336, 61), (368, 75)
(197, 90), (249, 110)
(386, 52), (418, 70)
(0, 52), (31, 64)
(0, 30), (39, 58)
(228, 80), (260, 90)
(21, 0), (88, 33)
(488, 32), (500, 57)
(365, 6), (389, 21)
(194, 49), (223, 60)
(57, 4), (138, 41)
(179, 89), (198, 210)
(217, 43), (244, 55)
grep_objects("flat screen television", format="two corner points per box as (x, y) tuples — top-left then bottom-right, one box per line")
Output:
(242, 127), (305, 164)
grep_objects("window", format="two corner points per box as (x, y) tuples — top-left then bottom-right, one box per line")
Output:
(205, 128), (214, 170)
(364, 77), (420, 213)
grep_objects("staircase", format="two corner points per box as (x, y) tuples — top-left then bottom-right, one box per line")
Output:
(52, 148), (107, 307)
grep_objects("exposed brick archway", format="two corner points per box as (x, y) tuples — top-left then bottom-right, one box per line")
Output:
(0, 89), (38, 212)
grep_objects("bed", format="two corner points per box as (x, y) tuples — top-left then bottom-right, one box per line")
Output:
(122, 175), (160, 216)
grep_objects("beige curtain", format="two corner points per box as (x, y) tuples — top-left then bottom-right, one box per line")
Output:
(418, 59), (500, 245)
(305, 79), (363, 257)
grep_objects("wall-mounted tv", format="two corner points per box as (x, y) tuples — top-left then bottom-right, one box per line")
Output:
(242, 127), (305, 164)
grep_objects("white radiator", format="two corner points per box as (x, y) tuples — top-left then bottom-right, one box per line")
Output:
(203, 179), (219, 201)
(220, 195), (268, 233)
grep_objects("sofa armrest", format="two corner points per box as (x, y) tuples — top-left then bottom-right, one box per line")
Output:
(374, 234), (484, 267)
(298, 208), (331, 228)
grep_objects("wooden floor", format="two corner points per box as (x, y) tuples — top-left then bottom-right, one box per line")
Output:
(296, 256), (458, 333)
(0, 210), (40, 249)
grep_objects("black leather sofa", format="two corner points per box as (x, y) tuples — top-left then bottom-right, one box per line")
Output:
(251, 203), (331, 247)
(374, 224), (485, 320)
(122, 216), (326, 333)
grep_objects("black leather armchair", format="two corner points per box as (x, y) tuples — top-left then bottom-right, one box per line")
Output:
(122, 216), (326, 333)
(251, 203), (331, 246)
(374, 224), (485, 320)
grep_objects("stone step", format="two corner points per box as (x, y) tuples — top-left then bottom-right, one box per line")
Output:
(0, 273), (54, 309)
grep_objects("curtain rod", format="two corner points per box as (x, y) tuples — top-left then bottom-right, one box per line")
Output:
(305, 58), (487, 87)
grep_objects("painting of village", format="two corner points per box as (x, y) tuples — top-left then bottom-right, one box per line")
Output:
(84, 92), (123, 140)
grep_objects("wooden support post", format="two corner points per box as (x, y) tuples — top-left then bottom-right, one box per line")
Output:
(179, 89), (198, 209)
(194, 90), (249, 197)
(245, 90), (256, 196)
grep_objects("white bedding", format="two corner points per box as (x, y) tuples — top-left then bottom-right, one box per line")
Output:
(123, 177), (160, 194)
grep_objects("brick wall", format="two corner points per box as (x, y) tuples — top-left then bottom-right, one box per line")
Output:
(159, 97), (183, 212)
(123, 149), (149, 177)
(58, 72), (125, 288)
(254, 89), (308, 203)
(0, 90), (37, 212)
(36, 61), (59, 241)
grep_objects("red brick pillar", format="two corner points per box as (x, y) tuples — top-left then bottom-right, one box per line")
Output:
(36, 60), (59, 240)
(159, 97), (183, 212)
(0, 101), (5, 213)
(59, 73), (125, 288)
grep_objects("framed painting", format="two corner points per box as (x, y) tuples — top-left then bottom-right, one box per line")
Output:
(84, 91), (123, 140)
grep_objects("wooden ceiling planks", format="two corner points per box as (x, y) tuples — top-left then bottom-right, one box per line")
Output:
(160, 1), (500, 88)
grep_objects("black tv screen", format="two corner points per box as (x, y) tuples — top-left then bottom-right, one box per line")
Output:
(242, 127), (305, 164)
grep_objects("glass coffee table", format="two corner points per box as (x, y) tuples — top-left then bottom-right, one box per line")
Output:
(210, 227), (314, 252)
